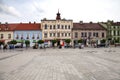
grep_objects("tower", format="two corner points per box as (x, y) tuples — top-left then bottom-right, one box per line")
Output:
(56, 10), (61, 20)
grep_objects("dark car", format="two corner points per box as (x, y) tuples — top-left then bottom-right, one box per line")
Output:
(97, 43), (106, 47)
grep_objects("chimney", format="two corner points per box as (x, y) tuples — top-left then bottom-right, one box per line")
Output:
(29, 21), (31, 24)
(5, 22), (8, 25)
(90, 21), (93, 24)
(34, 21), (36, 24)
(79, 21), (83, 24)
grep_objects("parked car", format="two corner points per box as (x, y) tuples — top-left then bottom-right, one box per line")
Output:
(15, 43), (22, 48)
(9, 44), (14, 49)
(97, 43), (106, 47)
(74, 44), (79, 48)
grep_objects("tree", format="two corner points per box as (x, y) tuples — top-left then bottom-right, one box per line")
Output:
(65, 39), (71, 47)
(52, 39), (57, 47)
(25, 40), (30, 48)
(10, 40), (17, 45)
(37, 40), (44, 48)
(37, 40), (44, 44)
(114, 38), (120, 43)
(65, 39), (71, 44)
(78, 39), (83, 43)
(100, 39), (106, 44)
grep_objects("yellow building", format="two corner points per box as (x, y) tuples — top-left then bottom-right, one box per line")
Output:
(41, 11), (73, 46)
(0, 23), (14, 43)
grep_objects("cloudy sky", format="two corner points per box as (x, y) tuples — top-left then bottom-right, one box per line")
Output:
(0, 0), (120, 23)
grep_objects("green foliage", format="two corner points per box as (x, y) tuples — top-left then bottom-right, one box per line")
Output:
(10, 40), (17, 45)
(115, 38), (120, 43)
(0, 41), (4, 45)
(52, 39), (57, 44)
(100, 39), (106, 43)
(37, 40), (44, 44)
(65, 39), (71, 44)
(78, 39), (83, 43)
(25, 40), (30, 45)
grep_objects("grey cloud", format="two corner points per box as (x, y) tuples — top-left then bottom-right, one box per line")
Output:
(33, 1), (45, 13)
(0, 1), (21, 17)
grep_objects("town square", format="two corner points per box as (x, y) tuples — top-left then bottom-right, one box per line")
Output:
(0, 0), (120, 80)
(0, 47), (120, 80)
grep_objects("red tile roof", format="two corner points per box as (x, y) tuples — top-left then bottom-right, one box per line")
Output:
(0, 24), (15, 31)
(73, 23), (106, 30)
(0, 23), (41, 31)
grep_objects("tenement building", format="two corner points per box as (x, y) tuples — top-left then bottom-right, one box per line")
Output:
(13, 22), (42, 47)
(41, 11), (73, 46)
(0, 22), (14, 43)
(100, 20), (120, 43)
(72, 21), (107, 46)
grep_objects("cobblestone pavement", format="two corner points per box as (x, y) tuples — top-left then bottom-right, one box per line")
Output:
(0, 47), (120, 80)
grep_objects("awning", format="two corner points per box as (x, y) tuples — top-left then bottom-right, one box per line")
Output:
(33, 40), (37, 43)
(16, 40), (24, 43)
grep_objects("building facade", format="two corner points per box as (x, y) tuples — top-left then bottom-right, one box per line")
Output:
(0, 23), (14, 43)
(13, 23), (42, 47)
(41, 11), (73, 46)
(72, 22), (107, 46)
(100, 21), (120, 43)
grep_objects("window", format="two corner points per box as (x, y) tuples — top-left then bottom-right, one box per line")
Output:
(44, 33), (47, 38)
(37, 34), (39, 39)
(114, 30), (116, 36)
(65, 25), (67, 29)
(44, 24), (47, 29)
(53, 25), (56, 29)
(75, 32), (78, 38)
(85, 32), (87, 37)
(57, 33), (60, 37)
(61, 25), (64, 29)
(57, 25), (60, 29)
(68, 25), (70, 29)
(50, 25), (52, 29)
(65, 33), (67, 37)
(8, 34), (11, 39)
(53, 33), (55, 37)
(1, 34), (3, 39)
(69, 33), (70, 36)
(88, 32), (91, 37)
(96, 32), (98, 37)
(117, 31), (119, 36)
(114, 26), (115, 29)
(21, 34), (23, 39)
(16, 34), (19, 39)
(81, 32), (84, 37)
(119, 31), (120, 36)
(26, 34), (29, 39)
(93, 32), (96, 37)
(102, 33), (104, 38)
(32, 34), (35, 39)
(50, 33), (52, 37)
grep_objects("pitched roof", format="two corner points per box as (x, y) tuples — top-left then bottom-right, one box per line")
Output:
(73, 23), (106, 30)
(111, 22), (120, 26)
(0, 23), (41, 31)
(0, 24), (15, 31)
